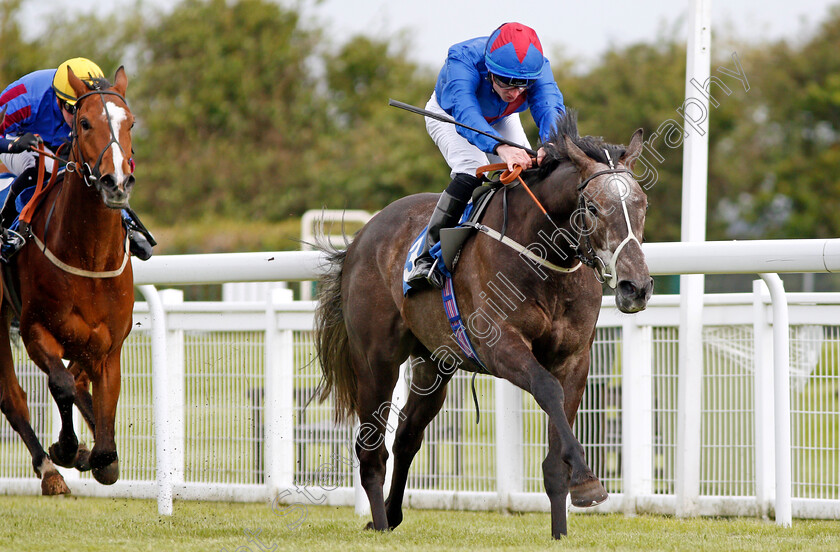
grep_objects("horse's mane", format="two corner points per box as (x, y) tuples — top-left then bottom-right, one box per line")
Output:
(537, 110), (627, 179)
(87, 76), (112, 91)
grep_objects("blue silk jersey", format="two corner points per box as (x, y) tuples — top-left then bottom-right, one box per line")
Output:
(434, 36), (565, 153)
(0, 69), (70, 152)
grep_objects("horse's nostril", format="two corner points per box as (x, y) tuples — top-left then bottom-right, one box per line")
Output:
(99, 174), (117, 191)
(618, 280), (637, 297)
(619, 279), (654, 301)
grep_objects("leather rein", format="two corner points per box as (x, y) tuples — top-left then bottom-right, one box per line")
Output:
(474, 153), (639, 289)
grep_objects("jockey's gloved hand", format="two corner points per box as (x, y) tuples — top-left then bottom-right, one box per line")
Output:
(7, 133), (42, 154)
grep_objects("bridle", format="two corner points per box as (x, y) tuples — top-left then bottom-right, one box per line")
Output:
(574, 151), (643, 288)
(23, 87), (133, 279)
(474, 151), (643, 289)
(69, 88), (132, 193)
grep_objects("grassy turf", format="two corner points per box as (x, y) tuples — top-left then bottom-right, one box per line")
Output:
(1, 496), (838, 552)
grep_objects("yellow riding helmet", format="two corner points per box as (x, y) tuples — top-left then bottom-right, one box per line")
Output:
(52, 58), (105, 105)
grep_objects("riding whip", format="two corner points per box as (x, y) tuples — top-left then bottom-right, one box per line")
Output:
(388, 99), (538, 157)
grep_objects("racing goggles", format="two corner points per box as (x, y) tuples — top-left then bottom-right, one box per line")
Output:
(491, 73), (535, 91)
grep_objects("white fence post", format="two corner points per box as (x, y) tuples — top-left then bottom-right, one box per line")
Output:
(495, 379), (523, 509)
(622, 320), (653, 513)
(752, 280), (775, 518)
(138, 284), (173, 516)
(675, 0), (711, 519)
(160, 289), (185, 484)
(265, 288), (295, 499)
(758, 274), (793, 527)
(675, 278), (704, 518)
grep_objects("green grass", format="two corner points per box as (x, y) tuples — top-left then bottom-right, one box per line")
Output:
(1, 496), (838, 552)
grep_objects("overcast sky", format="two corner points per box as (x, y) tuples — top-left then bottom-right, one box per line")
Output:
(23, 0), (839, 69)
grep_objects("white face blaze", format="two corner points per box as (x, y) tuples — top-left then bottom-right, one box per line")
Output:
(103, 101), (128, 183)
(587, 171), (645, 288)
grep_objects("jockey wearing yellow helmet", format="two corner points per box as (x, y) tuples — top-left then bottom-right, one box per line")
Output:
(0, 58), (152, 262)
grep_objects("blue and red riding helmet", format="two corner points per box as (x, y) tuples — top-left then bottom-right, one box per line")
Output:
(484, 22), (544, 82)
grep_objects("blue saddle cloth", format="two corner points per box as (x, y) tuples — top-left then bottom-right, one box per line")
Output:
(400, 198), (488, 371)
(401, 200), (477, 296)
(0, 184), (36, 258)
(0, 183), (36, 231)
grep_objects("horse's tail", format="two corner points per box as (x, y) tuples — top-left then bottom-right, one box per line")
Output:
(314, 247), (357, 424)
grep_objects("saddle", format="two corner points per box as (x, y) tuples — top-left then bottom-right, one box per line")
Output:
(438, 180), (505, 273)
(401, 170), (512, 297)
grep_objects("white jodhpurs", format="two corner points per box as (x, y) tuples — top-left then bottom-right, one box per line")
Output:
(424, 92), (532, 178)
(0, 136), (58, 177)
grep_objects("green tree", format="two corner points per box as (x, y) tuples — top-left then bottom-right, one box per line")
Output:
(711, 5), (840, 240)
(4, 0), (838, 255)
(311, 34), (445, 211)
(0, 0), (47, 85)
(555, 40), (688, 243)
(38, 8), (144, 80)
(129, 0), (328, 221)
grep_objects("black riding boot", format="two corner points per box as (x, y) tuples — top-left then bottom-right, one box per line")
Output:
(121, 210), (154, 261)
(407, 173), (481, 290)
(128, 230), (153, 261)
(0, 166), (38, 263)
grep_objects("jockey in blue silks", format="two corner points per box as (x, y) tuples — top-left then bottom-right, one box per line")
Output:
(406, 22), (567, 290)
(0, 57), (152, 262)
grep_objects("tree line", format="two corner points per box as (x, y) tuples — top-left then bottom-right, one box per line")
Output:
(2, 0), (839, 246)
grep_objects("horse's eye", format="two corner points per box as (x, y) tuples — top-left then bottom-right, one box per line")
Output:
(79, 119), (91, 131)
(587, 203), (599, 216)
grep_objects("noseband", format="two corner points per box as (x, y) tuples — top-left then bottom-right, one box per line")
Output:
(574, 151), (642, 288)
(70, 89), (131, 192)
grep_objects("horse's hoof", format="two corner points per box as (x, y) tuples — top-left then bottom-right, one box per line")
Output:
(92, 460), (119, 485)
(386, 512), (403, 529)
(570, 478), (608, 508)
(364, 521), (390, 532)
(48, 442), (78, 469)
(41, 471), (71, 496)
(74, 443), (92, 472)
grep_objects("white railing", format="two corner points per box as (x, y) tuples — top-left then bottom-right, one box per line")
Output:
(0, 240), (838, 523)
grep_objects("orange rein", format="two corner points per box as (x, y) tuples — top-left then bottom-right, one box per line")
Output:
(18, 144), (65, 225)
(475, 161), (549, 216)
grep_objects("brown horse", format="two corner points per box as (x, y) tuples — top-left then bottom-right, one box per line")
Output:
(0, 66), (135, 494)
(315, 112), (653, 538)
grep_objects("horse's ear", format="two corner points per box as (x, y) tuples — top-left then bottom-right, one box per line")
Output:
(620, 128), (644, 171)
(563, 135), (597, 175)
(66, 67), (89, 100)
(113, 66), (128, 96)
